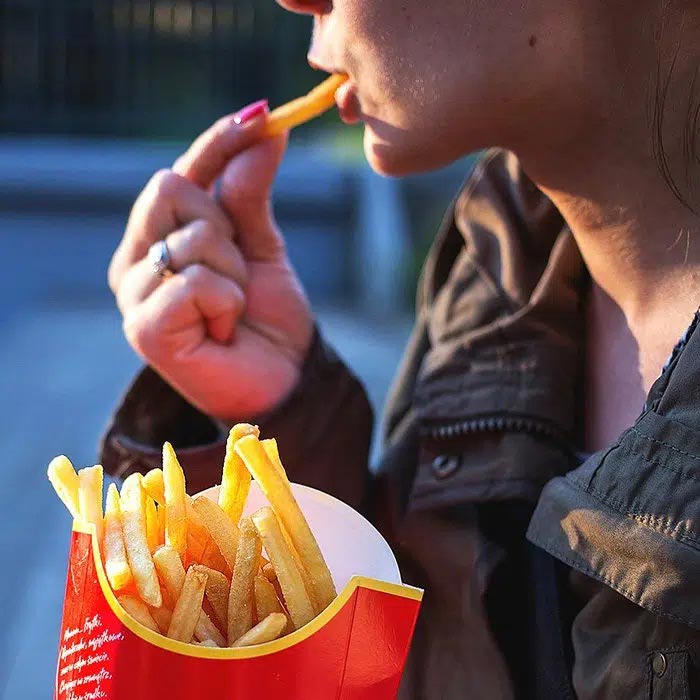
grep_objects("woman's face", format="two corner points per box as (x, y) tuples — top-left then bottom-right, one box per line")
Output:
(277, 0), (652, 176)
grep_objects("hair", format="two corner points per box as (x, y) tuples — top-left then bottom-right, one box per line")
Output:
(651, 8), (700, 216)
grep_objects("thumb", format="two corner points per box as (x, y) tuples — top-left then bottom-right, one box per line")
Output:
(218, 128), (288, 262)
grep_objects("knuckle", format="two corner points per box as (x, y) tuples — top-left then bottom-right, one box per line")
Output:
(214, 114), (237, 134)
(107, 255), (120, 295)
(201, 220), (223, 251)
(186, 219), (216, 255)
(177, 223), (199, 255)
(123, 312), (155, 357)
(148, 168), (181, 199)
(182, 263), (209, 287)
(113, 264), (140, 315)
(231, 284), (246, 311)
(231, 251), (249, 287)
(171, 155), (185, 173)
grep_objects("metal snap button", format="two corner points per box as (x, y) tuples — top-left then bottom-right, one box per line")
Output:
(431, 454), (461, 480)
(652, 652), (667, 678)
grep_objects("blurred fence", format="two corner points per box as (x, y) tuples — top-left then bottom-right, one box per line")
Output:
(0, 0), (315, 138)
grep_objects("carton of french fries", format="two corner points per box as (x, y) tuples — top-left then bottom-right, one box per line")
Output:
(50, 424), (422, 699)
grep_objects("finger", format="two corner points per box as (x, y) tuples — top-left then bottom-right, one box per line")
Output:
(123, 265), (245, 358)
(109, 169), (233, 292)
(167, 220), (247, 286)
(115, 222), (247, 314)
(218, 134), (288, 262)
(173, 103), (269, 191)
(115, 258), (160, 315)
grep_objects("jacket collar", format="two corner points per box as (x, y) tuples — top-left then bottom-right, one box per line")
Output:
(414, 150), (588, 445)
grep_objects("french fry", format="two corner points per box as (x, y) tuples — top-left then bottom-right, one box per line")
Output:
(194, 611), (226, 647)
(236, 436), (336, 612)
(199, 539), (232, 578)
(219, 424), (259, 525)
(191, 496), (239, 571)
(261, 438), (287, 480)
(120, 474), (162, 608)
(118, 594), (160, 634)
(163, 442), (187, 558)
(153, 545), (186, 601)
(251, 507), (315, 630)
(261, 562), (277, 582)
(160, 584), (173, 611)
(263, 74), (348, 137)
(227, 517), (262, 644)
(145, 495), (160, 553)
(278, 522), (318, 615)
(185, 496), (212, 563)
(167, 566), (208, 642)
(232, 613), (287, 648)
(103, 483), (133, 591)
(195, 565), (230, 632)
(142, 468), (165, 505)
(153, 546), (223, 644)
(47, 456), (81, 518)
(254, 575), (292, 634)
(186, 496), (210, 540)
(150, 606), (173, 635)
(49, 421), (342, 651)
(157, 504), (166, 548)
(237, 441), (315, 608)
(78, 465), (104, 543)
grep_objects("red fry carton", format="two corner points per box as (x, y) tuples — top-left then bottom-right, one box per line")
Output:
(55, 482), (423, 699)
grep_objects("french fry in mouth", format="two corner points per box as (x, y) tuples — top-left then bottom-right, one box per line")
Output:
(263, 74), (348, 137)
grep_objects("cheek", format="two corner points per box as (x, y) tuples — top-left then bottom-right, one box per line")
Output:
(345, 0), (590, 173)
(342, 0), (440, 122)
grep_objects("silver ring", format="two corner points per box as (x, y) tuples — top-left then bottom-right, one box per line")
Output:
(147, 240), (174, 278)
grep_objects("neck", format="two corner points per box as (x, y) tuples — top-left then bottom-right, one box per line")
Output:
(540, 152), (700, 324)
(519, 8), (700, 328)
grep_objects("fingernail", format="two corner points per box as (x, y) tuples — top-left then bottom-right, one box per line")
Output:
(233, 99), (269, 125)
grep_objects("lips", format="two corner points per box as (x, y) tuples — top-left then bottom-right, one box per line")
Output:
(334, 80), (362, 125)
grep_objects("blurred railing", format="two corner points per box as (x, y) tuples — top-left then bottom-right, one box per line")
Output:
(0, 0), (315, 138)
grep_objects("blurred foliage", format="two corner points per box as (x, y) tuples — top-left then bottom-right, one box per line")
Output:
(0, 0), (322, 139)
(401, 155), (478, 306)
(326, 124), (366, 165)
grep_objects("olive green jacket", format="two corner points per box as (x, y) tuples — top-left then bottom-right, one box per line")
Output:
(103, 150), (700, 699)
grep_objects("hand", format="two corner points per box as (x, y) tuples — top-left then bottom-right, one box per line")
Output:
(108, 104), (314, 422)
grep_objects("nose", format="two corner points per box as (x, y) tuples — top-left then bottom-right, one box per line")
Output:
(275, 1), (334, 73)
(307, 17), (335, 73)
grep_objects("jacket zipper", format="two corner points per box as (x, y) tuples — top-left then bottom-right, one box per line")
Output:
(426, 414), (568, 446)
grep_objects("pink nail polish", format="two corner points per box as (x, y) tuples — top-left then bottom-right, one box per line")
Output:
(233, 99), (269, 125)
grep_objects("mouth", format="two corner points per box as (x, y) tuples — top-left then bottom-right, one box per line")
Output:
(334, 79), (361, 125)
(308, 57), (361, 125)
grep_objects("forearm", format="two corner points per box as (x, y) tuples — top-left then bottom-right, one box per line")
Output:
(100, 327), (374, 508)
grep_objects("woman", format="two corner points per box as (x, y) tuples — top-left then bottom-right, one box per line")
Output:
(104, 2), (700, 697)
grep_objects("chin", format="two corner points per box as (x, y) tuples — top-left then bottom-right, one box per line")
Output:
(363, 126), (459, 177)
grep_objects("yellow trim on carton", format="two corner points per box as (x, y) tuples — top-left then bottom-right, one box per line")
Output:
(72, 520), (423, 660)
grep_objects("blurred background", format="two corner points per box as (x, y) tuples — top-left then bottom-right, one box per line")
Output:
(0, 1), (474, 697)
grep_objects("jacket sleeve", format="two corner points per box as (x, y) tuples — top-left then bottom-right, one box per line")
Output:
(527, 313), (700, 697)
(563, 573), (700, 699)
(100, 327), (374, 509)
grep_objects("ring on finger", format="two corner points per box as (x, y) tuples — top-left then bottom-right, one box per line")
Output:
(147, 240), (174, 278)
